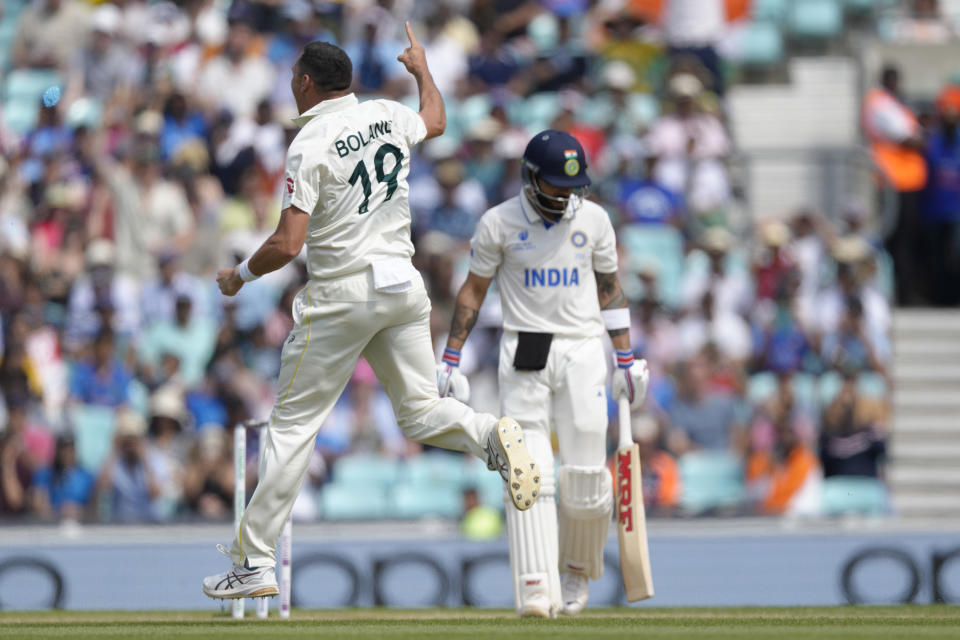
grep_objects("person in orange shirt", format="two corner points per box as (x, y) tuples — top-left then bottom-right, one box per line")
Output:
(746, 416), (820, 516)
(861, 65), (927, 305)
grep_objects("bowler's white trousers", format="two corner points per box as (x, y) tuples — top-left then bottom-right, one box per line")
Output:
(231, 269), (498, 568)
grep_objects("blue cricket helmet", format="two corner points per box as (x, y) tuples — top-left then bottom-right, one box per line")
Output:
(521, 129), (591, 189)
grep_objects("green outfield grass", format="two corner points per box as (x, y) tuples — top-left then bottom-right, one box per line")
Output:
(1, 606), (959, 639)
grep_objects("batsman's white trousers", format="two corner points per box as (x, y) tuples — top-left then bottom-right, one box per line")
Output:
(231, 269), (498, 568)
(498, 332), (608, 467)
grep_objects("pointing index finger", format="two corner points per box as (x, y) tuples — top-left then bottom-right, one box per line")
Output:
(405, 21), (418, 46)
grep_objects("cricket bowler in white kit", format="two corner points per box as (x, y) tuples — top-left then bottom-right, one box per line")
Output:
(437, 130), (649, 617)
(202, 27), (540, 601)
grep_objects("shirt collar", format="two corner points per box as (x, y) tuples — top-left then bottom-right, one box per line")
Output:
(520, 192), (573, 229)
(292, 93), (359, 127)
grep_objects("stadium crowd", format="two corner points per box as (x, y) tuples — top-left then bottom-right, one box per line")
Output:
(4, 0), (957, 527)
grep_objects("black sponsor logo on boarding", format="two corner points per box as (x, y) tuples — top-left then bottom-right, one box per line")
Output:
(335, 121), (393, 158)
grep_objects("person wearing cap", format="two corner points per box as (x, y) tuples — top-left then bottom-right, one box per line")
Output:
(645, 72), (731, 216)
(204, 31), (542, 602)
(96, 408), (160, 523)
(65, 239), (141, 346)
(436, 130), (649, 617)
(80, 3), (136, 101)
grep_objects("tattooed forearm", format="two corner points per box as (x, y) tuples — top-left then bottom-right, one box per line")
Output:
(595, 271), (627, 309)
(449, 305), (479, 342)
(607, 327), (628, 338)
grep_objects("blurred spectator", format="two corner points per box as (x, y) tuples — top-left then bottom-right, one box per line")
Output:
(683, 227), (751, 317)
(139, 295), (217, 388)
(861, 64), (926, 305)
(752, 221), (793, 302)
(343, 8), (407, 95)
(922, 85), (960, 306)
(886, 0), (955, 43)
(467, 31), (520, 91)
(821, 297), (890, 375)
(419, 158), (480, 241)
(819, 373), (888, 479)
(197, 19), (273, 119)
(750, 373), (817, 456)
(146, 387), (188, 521)
(65, 239), (141, 345)
(817, 237), (890, 340)
(595, 11), (662, 94)
(632, 413), (680, 517)
(97, 408), (159, 523)
(461, 486), (504, 540)
(68, 329), (133, 408)
(667, 354), (745, 455)
(677, 290), (751, 364)
(752, 272), (817, 374)
(31, 434), (95, 523)
(661, 0), (726, 95)
(0, 394), (47, 517)
(160, 93), (208, 163)
(746, 418), (821, 517)
(615, 154), (685, 227)
(13, 0), (91, 69)
(140, 252), (211, 325)
(646, 72), (731, 218)
(79, 4), (136, 102)
(630, 288), (679, 379)
(183, 427), (233, 521)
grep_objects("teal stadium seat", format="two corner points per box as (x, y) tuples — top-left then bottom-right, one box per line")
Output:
(753, 0), (789, 22)
(320, 484), (389, 520)
(819, 371), (888, 405)
(739, 22), (785, 66)
(619, 224), (684, 308)
(821, 476), (888, 516)
(389, 483), (463, 519)
(788, 0), (844, 39)
(69, 404), (116, 473)
(747, 372), (778, 405)
(748, 372), (819, 409)
(856, 372), (888, 400)
(508, 93), (562, 134)
(332, 453), (399, 489)
(397, 453), (468, 488)
(3, 69), (63, 134)
(679, 451), (745, 515)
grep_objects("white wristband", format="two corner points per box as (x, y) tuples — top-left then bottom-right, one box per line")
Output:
(236, 257), (260, 282)
(602, 307), (630, 330)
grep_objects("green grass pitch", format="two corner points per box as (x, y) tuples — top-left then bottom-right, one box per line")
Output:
(1, 606), (959, 639)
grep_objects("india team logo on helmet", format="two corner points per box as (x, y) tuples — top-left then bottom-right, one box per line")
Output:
(563, 149), (580, 177)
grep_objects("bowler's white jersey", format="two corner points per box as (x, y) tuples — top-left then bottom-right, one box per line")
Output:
(469, 195), (618, 338)
(282, 94), (427, 280)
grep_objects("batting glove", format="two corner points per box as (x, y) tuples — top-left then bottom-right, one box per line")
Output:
(436, 348), (471, 403)
(612, 350), (649, 410)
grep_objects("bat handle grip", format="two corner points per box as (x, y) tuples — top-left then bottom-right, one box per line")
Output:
(617, 395), (633, 450)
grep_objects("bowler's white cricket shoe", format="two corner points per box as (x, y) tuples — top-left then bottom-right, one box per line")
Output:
(560, 571), (589, 615)
(202, 545), (278, 599)
(485, 417), (541, 511)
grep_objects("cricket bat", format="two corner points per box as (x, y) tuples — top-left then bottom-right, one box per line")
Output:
(616, 395), (654, 601)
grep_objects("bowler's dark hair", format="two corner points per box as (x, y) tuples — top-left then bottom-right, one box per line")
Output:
(298, 42), (353, 92)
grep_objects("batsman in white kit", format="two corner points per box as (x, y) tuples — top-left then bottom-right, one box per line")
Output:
(202, 28), (541, 602)
(437, 130), (649, 617)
